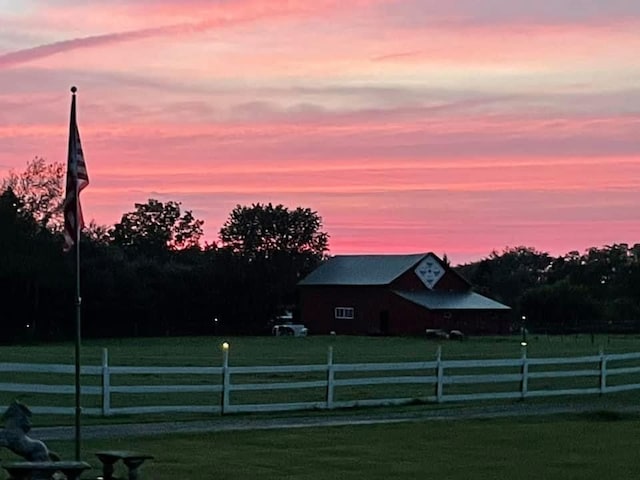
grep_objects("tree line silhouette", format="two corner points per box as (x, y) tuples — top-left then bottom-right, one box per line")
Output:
(458, 244), (640, 334)
(1, 158), (328, 342)
(1, 158), (638, 341)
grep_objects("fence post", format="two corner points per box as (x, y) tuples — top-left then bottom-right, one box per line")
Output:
(326, 346), (335, 409)
(520, 346), (528, 400)
(101, 348), (111, 416)
(221, 343), (230, 415)
(435, 346), (443, 403)
(599, 347), (607, 395)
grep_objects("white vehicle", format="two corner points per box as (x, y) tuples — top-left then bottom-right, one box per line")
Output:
(425, 328), (449, 339)
(272, 324), (308, 337)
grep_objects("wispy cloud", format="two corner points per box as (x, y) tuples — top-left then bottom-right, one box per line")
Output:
(0, 0), (365, 69)
(0, 29), (176, 69)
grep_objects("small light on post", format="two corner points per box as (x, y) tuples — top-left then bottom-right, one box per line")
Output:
(220, 341), (230, 415)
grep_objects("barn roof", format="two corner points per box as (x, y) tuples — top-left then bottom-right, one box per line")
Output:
(394, 290), (511, 310)
(298, 253), (429, 286)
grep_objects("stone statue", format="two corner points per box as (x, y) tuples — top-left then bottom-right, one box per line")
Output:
(0, 400), (59, 461)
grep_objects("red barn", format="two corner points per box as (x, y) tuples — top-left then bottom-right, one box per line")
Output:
(298, 253), (512, 336)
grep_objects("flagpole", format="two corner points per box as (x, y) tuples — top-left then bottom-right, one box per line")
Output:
(71, 85), (82, 461)
(74, 202), (82, 461)
(65, 85), (89, 461)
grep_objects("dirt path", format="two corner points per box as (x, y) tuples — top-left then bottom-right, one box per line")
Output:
(32, 400), (640, 441)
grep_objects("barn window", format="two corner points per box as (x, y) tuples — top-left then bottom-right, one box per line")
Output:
(335, 307), (354, 319)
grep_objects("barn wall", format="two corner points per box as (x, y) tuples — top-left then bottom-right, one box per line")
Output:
(300, 286), (512, 336)
(299, 285), (393, 335)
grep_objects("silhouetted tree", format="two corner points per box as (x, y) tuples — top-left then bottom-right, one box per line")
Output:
(457, 246), (552, 308)
(219, 203), (329, 262)
(109, 199), (204, 258)
(0, 187), (69, 341)
(218, 203), (330, 332)
(1, 157), (64, 231)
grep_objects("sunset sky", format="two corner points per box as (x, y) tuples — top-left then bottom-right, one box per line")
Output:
(1, 0), (639, 264)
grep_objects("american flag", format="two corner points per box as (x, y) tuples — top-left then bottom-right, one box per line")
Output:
(63, 87), (89, 252)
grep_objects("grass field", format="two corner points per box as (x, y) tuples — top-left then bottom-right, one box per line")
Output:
(34, 411), (640, 480)
(3, 336), (640, 479)
(3, 333), (640, 365)
(3, 334), (640, 425)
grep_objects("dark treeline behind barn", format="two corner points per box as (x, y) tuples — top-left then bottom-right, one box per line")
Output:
(1, 159), (639, 341)
(457, 244), (640, 334)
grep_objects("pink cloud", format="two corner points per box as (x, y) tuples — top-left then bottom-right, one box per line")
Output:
(1, 1), (639, 263)
(367, 22), (640, 67)
(0, 0), (386, 69)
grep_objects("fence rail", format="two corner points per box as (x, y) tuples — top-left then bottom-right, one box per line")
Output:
(2, 346), (640, 417)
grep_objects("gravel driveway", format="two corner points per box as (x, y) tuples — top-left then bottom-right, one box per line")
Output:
(32, 400), (640, 441)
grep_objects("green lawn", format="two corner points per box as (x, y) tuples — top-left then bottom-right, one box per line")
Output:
(2, 334), (640, 426)
(2, 336), (640, 479)
(3, 333), (640, 366)
(36, 412), (640, 480)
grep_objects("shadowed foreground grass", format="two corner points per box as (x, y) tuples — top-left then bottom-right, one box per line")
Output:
(41, 413), (640, 480)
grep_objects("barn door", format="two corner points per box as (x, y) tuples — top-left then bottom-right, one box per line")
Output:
(379, 310), (390, 335)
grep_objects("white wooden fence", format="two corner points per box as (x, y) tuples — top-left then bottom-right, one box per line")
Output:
(2, 347), (640, 417)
